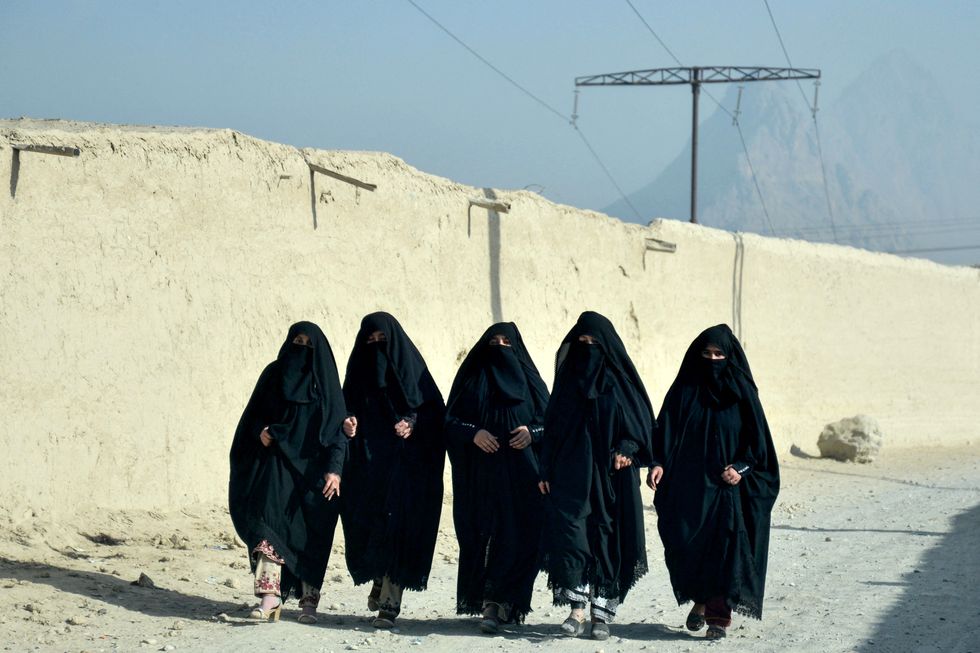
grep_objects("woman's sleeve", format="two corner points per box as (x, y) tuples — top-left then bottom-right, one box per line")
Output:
(231, 364), (277, 460)
(648, 389), (679, 470)
(413, 398), (446, 457)
(538, 423), (554, 482)
(446, 416), (480, 450)
(614, 438), (640, 459)
(322, 421), (348, 476)
(529, 423), (545, 445)
(612, 400), (651, 464)
(731, 390), (774, 478)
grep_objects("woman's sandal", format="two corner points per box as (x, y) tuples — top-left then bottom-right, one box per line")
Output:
(705, 625), (728, 639)
(560, 615), (586, 637)
(686, 605), (706, 631)
(479, 614), (500, 634)
(297, 607), (318, 625)
(372, 611), (397, 629)
(479, 604), (501, 634)
(591, 620), (610, 641)
(248, 598), (283, 622)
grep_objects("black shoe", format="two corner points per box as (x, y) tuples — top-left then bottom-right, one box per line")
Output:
(686, 606), (706, 631)
(560, 616), (586, 636)
(591, 620), (610, 640)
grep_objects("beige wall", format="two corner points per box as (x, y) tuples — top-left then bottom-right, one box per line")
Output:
(2, 120), (977, 520)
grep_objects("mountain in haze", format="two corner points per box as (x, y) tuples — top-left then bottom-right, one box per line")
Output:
(603, 50), (980, 264)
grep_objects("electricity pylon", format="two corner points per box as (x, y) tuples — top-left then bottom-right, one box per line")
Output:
(576, 66), (820, 224)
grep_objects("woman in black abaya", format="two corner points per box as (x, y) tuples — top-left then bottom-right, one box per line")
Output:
(539, 311), (655, 641)
(445, 322), (550, 633)
(341, 312), (446, 628)
(229, 321), (347, 624)
(649, 324), (779, 639)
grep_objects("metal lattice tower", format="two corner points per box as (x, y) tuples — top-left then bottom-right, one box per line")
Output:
(576, 66), (820, 224)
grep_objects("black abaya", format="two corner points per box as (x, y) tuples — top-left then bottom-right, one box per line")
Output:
(540, 311), (655, 606)
(229, 321), (347, 600)
(341, 312), (446, 591)
(653, 324), (779, 619)
(445, 322), (550, 621)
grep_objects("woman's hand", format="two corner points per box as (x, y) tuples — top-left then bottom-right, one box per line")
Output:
(509, 426), (532, 450)
(646, 465), (664, 490)
(721, 465), (742, 485)
(473, 429), (499, 453)
(613, 453), (633, 470)
(394, 419), (413, 439)
(322, 473), (341, 500)
(259, 427), (274, 447)
(538, 481), (551, 494)
(343, 416), (357, 438)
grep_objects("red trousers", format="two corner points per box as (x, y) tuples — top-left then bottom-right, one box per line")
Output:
(705, 596), (732, 628)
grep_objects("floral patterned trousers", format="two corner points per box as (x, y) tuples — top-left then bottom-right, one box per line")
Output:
(368, 576), (404, 616)
(252, 540), (320, 608)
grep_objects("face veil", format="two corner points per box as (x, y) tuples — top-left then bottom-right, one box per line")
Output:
(343, 311), (437, 412)
(275, 320), (347, 443)
(676, 323), (756, 407)
(544, 311), (656, 467)
(445, 321), (549, 427)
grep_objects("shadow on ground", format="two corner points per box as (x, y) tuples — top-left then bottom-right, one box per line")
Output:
(0, 556), (243, 621)
(858, 502), (980, 652)
(773, 525), (946, 537)
(229, 612), (693, 643)
(0, 555), (693, 643)
(781, 461), (980, 493)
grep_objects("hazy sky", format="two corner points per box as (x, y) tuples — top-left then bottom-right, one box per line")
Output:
(2, 1), (977, 214)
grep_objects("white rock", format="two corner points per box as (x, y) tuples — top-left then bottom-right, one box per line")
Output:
(817, 415), (883, 463)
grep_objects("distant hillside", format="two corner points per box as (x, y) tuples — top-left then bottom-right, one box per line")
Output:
(603, 51), (980, 265)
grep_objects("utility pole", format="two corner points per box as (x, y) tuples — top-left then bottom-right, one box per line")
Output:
(575, 66), (820, 224)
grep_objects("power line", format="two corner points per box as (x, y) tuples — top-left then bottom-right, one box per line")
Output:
(733, 120), (775, 234)
(573, 128), (643, 219)
(763, 0), (839, 243)
(404, 0), (643, 220)
(781, 215), (980, 234)
(404, 0), (567, 123)
(624, 0), (734, 120)
(621, 1), (775, 229)
(778, 217), (980, 239)
(889, 244), (980, 255)
(624, 0), (681, 66)
(811, 116), (838, 242)
(762, 0), (811, 109)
